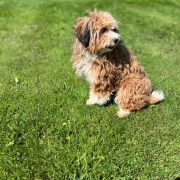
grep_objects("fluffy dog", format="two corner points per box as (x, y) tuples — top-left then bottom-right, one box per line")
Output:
(72, 10), (164, 117)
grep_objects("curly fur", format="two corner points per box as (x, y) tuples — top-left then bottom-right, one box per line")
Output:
(72, 10), (164, 118)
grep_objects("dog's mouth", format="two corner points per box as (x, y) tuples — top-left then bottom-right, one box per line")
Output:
(98, 44), (118, 54)
(107, 45), (117, 49)
(98, 40), (121, 54)
(106, 44), (118, 51)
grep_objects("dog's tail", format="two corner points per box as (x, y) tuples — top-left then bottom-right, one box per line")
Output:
(150, 90), (164, 105)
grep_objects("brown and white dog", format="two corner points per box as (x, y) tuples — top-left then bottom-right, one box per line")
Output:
(71, 10), (164, 118)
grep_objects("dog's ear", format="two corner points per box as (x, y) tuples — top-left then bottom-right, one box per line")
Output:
(74, 17), (91, 48)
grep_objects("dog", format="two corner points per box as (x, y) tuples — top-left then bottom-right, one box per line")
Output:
(71, 10), (164, 118)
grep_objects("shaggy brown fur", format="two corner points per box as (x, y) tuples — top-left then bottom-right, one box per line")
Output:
(72, 10), (164, 117)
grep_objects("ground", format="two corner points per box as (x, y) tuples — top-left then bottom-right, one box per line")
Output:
(0, 0), (180, 179)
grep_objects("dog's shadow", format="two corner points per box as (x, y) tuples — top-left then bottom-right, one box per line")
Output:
(174, 177), (180, 180)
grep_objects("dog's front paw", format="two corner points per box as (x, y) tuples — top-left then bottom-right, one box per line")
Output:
(86, 99), (95, 105)
(117, 109), (130, 118)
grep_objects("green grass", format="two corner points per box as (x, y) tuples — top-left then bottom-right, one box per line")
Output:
(0, 0), (180, 179)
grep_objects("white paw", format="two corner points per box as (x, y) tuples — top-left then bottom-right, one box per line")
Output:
(117, 109), (130, 118)
(86, 99), (95, 105)
(152, 90), (164, 101)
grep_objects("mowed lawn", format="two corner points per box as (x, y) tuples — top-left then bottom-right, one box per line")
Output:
(0, 0), (180, 179)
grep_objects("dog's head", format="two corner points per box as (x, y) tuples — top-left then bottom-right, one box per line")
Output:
(74, 10), (121, 54)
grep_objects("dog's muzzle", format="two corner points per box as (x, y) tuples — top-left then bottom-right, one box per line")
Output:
(107, 38), (120, 49)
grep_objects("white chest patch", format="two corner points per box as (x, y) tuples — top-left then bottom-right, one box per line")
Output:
(74, 52), (98, 84)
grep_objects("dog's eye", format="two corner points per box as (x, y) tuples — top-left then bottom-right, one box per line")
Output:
(100, 27), (108, 34)
(112, 28), (118, 33)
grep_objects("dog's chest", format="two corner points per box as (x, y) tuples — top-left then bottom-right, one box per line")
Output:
(82, 55), (98, 84)
(86, 58), (121, 86)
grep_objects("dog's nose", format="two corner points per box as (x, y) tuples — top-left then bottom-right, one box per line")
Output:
(113, 38), (119, 44)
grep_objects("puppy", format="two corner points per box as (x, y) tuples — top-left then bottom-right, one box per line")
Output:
(71, 10), (164, 117)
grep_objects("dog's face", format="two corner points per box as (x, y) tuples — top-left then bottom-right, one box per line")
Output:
(74, 11), (121, 54)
